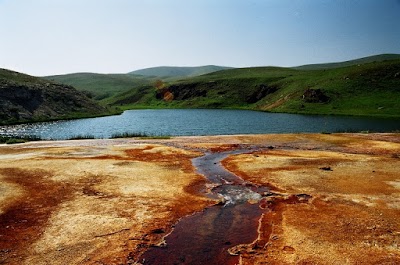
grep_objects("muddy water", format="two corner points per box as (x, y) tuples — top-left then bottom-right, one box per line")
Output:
(140, 149), (269, 264)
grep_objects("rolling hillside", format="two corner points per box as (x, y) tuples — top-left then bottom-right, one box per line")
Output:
(129, 65), (232, 78)
(41, 54), (400, 118)
(45, 73), (155, 101)
(293, 54), (400, 70)
(45, 66), (230, 102)
(0, 69), (110, 125)
(110, 57), (400, 118)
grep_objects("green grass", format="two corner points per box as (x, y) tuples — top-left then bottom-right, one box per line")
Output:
(0, 68), (47, 84)
(45, 66), (231, 103)
(110, 132), (149, 138)
(44, 73), (156, 102)
(293, 54), (400, 70)
(37, 54), (400, 119)
(129, 65), (232, 78)
(105, 58), (400, 118)
(111, 132), (171, 139)
(67, 134), (96, 140)
(267, 60), (400, 117)
(0, 135), (42, 144)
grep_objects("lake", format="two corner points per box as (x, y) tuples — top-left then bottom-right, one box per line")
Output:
(0, 109), (399, 140)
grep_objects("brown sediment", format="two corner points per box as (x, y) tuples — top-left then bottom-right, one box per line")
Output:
(0, 133), (399, 264)
(0, 143), (214, 264)
(222, 134), (400, 264)
(234, 194), (313, 264)
(209, 144), (241, 153)
(138, 146), (312, 265)
(0, 168), (74, 264)
(138, 147), (265, 265)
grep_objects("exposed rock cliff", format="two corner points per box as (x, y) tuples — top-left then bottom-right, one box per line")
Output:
(0, 69), (107, 125)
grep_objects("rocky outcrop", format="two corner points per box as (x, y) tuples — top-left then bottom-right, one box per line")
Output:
(156, 83), (208, 101)
(246, 84), (278, 104)
(302, 88), (330, 103)
(0, 69), (107, 124)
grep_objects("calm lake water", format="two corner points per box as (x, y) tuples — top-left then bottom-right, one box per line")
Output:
(0, 109), (399, 140)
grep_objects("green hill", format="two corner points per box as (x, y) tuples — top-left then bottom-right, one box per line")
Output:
(293, 54), (400, 70)
(45, 66), (232, 103)
(42, 54), (400, 118)
(45, 73), (155, 101)
(111, 57), (400, 118)
(129, 65), (232, 78)
(0, 69), (110, 125)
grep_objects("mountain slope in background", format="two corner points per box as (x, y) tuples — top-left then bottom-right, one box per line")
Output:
(111, 56), (400, 118)
(45, 66), (232, 103)
(40, 54), (400, 118)
(45, 73), (155, 101)
(129, 65), (232, 78)
(0, 69), (109, 125)
(293, 54), (400, 70)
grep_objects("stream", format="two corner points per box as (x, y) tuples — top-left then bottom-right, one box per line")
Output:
(139, 147), (273, 264)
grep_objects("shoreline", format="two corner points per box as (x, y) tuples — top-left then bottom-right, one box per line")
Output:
(2, 106), (400, 128)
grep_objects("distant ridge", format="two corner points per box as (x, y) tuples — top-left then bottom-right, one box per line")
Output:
(293, 54), (400, 70)
(45, 72), (154, 101)
(129, 65), (233, 78)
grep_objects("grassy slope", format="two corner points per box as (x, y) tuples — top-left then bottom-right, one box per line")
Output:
(111, 59), (400, 118)
(1, 68), (44, 84)
(45, 73), (155, 101)
(129, 65), (232, 78)
(44, 66), (230, 103)
(267, 60), (400, 117)
(294, 54), (400, 70)
(43, 55), (400, 118)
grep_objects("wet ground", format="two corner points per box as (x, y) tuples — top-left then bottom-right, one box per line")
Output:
(0, 133), (399, 264)
(140, 149), (269, 264)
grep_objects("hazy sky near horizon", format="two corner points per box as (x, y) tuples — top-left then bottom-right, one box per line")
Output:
(1, 0), (399, 76)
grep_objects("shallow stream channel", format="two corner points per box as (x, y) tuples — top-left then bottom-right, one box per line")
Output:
(139, 145), (311, 264)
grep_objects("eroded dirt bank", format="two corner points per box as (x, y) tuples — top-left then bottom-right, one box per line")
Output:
(0, 133), (399, 264)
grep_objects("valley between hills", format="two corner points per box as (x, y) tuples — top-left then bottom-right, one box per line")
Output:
(46, 54), (400, 119)
(1, 53), (400, 127)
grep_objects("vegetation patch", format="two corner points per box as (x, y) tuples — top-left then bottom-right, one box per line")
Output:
(0, 135), (42, 144)
(6, 54), (400, 122)
(67, 135), (96, 140)
(111, 132), (171, 139)
(111, 132), (149, 138)
(91, 56), (400, 118)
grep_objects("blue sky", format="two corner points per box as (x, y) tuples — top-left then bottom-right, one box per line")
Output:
(0, 0), (399, 76)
